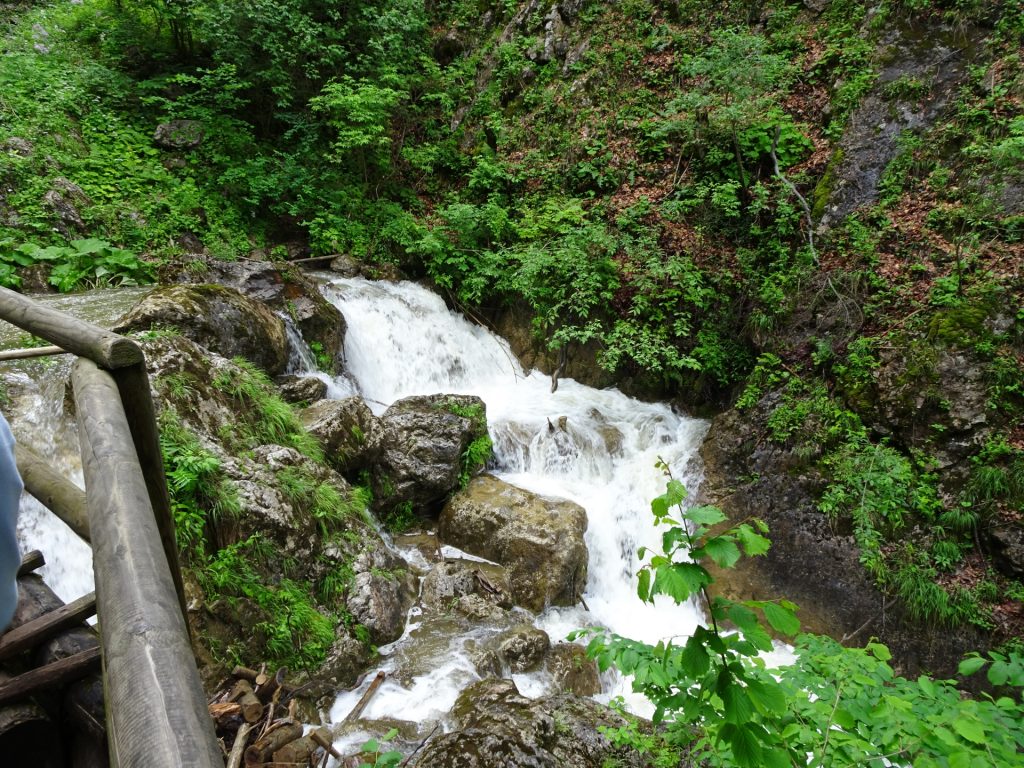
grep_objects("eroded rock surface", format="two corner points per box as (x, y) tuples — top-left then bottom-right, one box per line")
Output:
(439, 475), (587, 612)
(301, 396), (382, 475)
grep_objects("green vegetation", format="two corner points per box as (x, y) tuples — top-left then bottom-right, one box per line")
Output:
(441, 400), (494, 487)
(576, 474), (1024, 768)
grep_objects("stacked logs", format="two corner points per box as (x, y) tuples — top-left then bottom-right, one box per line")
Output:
(208, 666), (340, 768)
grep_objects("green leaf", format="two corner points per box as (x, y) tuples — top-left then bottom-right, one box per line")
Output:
(721, 723), (764, 767)
(958, 655), (988, 677)
(704, 535), (742, 568)
(637, 567), (652, 603)
(917, 675), (935, 697)
(952, 717), (986, 744)
(746, 678), (787, 716)
(735, 523), (771, 556)
(762, 602), (800, 636)
(867, 642), (892, 661)
(719, 672), (754, 724)
(653, 562), (708, 603)
(687, 505), (728, 526)
(680, 636), (711, 678)
(664, 479), (687, 506)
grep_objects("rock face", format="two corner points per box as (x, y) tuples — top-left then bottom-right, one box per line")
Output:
(171, 258), (346, 374)
(439, 475), (588, 612)
(43, 177), (89, 237)
(346, 546), (417, 645)
(413, 679), (649, 768)
(300, 396), (382, 475)
(153, 119), (203, 150)
(276, 374), (327, 404)
(373, 394), (489, 515)
(700, 396), (990, 682)
(114, 283), (288, 375)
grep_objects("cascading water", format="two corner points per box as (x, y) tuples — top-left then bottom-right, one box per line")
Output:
(316, 276), (710, 733)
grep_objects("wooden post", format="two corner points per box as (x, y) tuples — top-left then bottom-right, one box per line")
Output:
(14, 443), (91, 543)
(0, 591), (96, 662)
(72, 359), (221, 768)
(0, 287), (143, 369)
(109, 362), (187, 623)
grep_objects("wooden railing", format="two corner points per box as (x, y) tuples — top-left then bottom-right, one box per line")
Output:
(0, 286), (221, 767)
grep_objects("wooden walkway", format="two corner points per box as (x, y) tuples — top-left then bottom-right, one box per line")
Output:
(0, 286), (221, 767)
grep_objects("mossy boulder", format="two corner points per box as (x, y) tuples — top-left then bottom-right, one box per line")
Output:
(300, 396), (383, 476)
(114, 283), (288, 375)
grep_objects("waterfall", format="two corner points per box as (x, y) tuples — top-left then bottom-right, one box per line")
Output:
(318, 276), (710, 726)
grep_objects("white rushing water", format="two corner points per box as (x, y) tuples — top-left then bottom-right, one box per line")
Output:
(317, 276), (711, 733)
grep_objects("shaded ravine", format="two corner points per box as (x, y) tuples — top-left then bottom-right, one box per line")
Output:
(313, 277), (711, 745)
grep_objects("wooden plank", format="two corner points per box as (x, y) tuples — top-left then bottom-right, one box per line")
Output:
(72, 359), (221, 768)
(17, 550), (45, 576)
(0, 592), (97, 662)
(0, 646), (101, 707)
(15, 443), (91, 543)
(0, 345), (69, 361)
(0, 287), (143, 369)
(109, 362), (188, 625)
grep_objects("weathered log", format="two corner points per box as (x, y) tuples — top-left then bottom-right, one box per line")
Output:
(255, 666), (287, 703)
(0, 287), (143, 368)
(227, 722), (254, 768)
(229, 679), (264, 723)
(0, 591), (96, 661)
(342, 671), (385, 723)
(9, 573), (107, 766)
(273, 734), (316, 764)
(0, 345), (68, 361)
(15, 442), (90, 543)
(0, 646), (101, 706)
(109, 361), (188, 625)
(0, 672), (63, 768)
(232, 665), (259, 682)
(209, 701), (242, 727)
(244, 721), (303, 765)
(310, 727), (340, 759)
(72, 358), (221, 768)
(17, 550), (45, 576)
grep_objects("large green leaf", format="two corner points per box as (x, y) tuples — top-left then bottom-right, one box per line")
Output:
(653, 562), (708, 602)
(763, 602), (800, 636)
(704, 535), (742, 568)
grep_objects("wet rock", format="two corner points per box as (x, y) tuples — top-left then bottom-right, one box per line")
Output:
(816, 21), (977, 231)
(153, 119), (203, 150)
(174, 258), (346, 374)
(989, 521), (1024, 579)
(276, 374), (328, 404)
(329, 254), (362, 277)
(548, 643), (600, 696)
(43, 178), (90, 237)
(439, 475), (588, 612)
(493, 625), (550, 672)
(372, 394), (488, 515)
(114, 283), (288, 375)
(346, 547), (417, 645)
(414, 678), (648, 768)
(300, 633), (373, 700)
(421, 560), (512, 612)
(301, 396), (382, 475)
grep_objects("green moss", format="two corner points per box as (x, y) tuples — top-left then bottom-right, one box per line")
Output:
(811, 148), (844, 221)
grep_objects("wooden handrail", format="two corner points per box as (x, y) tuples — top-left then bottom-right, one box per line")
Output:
(73, 359), (221, 768)
(15, 442), (91, 543)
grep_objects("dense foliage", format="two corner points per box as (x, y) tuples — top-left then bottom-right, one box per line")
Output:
(2, 0), (1022, 684)
(576, 474), (1024, 767)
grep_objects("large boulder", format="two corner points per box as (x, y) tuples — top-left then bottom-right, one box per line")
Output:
(413, 679), (649, 768)
(439, 475), (587, 612)
(372, 394), (489, 515)
(300, 396), (382, 475)
(114, 283), (288, 375)
(182, 259), (346, 374)
(346, 546), (417, 645)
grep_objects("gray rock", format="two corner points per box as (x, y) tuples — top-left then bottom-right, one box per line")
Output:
(414, 679), (649, 768)
(300, 396), (382, 475)
(548, 643), (600, 696)
(372, 394), (488, 514)
(2, 137), (33, 157)
(329, 254), (362, 277)
(493, 625), (550, 672)
(346, 548), (417, 645)
(276, 375), (328, 404)
(989, 522), (1024, 579)
(153, 119), (204, 150)
(420, 561), (479, 607)
(115, 283), (289, 375)
(175, 258), (346, 374)
(43, 178), (90, 237)
(439, 475), (588, 612)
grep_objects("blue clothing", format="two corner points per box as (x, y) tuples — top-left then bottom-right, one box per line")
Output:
(0, 412), (22, 630)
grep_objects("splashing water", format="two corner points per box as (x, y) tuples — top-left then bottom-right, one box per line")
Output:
(317, 276), (710, 729)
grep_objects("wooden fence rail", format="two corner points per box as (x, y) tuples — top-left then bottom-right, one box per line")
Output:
(0, 287), (221, 768)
